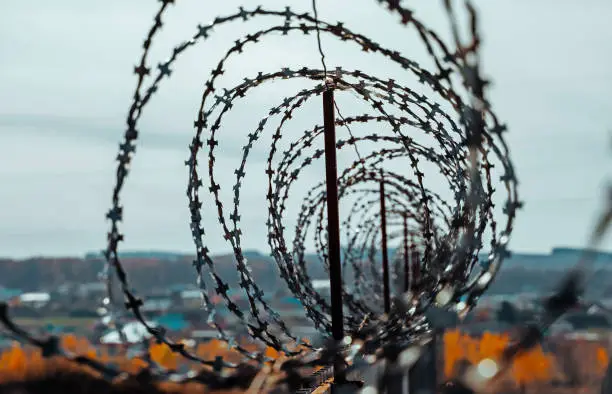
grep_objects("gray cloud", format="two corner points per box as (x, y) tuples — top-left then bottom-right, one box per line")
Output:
(0, 0), (610, 258)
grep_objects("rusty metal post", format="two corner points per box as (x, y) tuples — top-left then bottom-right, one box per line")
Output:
(379, 172), (390, 314)
(403, 213), (409, 293)
(411, 246), (420, 293)
(323, 89), (346, 390)
(322, 89), (344, 339)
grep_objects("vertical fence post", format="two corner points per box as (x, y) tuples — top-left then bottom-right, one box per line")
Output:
(379, 172), (390, 314)
(411, 246), (420, 293)
(322, 88), (345, 388)
(403, 213), (409, 293)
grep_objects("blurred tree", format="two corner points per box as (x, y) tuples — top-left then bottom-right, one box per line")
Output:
(497, 301), (518, 324)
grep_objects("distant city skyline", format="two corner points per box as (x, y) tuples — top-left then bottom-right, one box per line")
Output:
(1, 0), (611, 258)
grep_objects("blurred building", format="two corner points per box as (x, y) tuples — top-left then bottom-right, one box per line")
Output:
(18, 292), (50, 308)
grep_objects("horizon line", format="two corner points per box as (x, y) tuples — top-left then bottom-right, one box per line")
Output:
(2, 245), (612, 260)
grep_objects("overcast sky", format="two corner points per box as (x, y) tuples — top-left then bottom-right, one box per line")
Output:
(0, 0), (610, 258)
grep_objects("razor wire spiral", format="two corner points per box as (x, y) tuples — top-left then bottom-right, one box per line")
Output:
(0, 0), (529, 392)
(97, 0), (519, 367)
(0, 0), (609, 393)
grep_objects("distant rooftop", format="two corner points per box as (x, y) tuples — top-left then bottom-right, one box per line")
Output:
(20, 292), (50, 302)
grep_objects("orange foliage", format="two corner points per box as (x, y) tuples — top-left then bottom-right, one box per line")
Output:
(443, 329), (555, 386)
(597, 346), (609, 374)
(150, 343), (179, 371)
(264, 346), (282, 360)
(511, 346), (553, 384)
(443, 330), (463, 376)
(0, 333), (305, 394)
(1, 345), (28, 379)
(0, 334), (273, 384)
(0, 344), (87, 383)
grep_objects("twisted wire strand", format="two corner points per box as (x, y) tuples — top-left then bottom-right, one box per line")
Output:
(99, 0), (517, 377)
(0, 1), (531, 393)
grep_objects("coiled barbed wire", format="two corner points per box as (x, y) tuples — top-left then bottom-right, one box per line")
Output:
(99, 0), (518, 377)
(0, 0), (532, 392)
(0, 2), (607, 392)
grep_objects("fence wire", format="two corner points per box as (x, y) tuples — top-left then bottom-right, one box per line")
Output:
(1, 0), (608, 393)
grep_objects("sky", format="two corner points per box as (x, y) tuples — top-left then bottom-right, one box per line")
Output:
(0, 0), (610, 259)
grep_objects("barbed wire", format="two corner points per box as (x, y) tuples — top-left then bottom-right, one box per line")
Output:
(0, 0), (530, 393)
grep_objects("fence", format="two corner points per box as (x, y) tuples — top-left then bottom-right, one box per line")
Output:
(0, 0), (611, 392)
